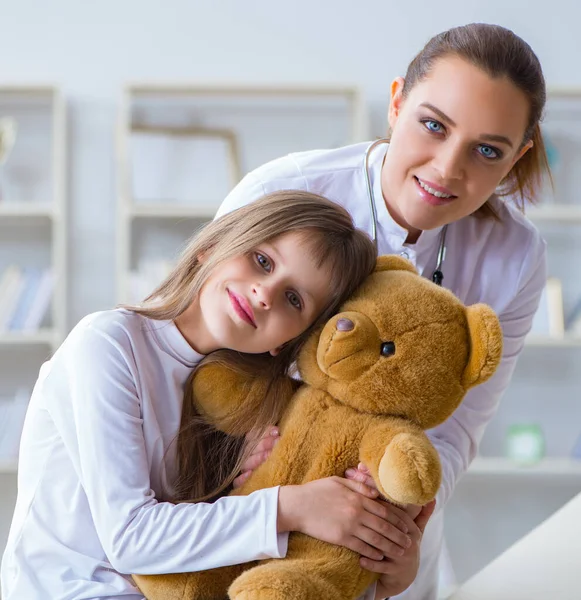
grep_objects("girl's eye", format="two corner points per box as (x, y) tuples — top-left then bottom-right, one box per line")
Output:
(422, 119), (444, 134)
(255, 253), (272, 273)
(286, 291), (302, 310)
(477, 144), (501, 160)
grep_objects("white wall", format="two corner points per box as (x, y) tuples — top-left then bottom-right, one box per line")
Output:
(2, 0), (581, 586)
(1, 0), (580, 325)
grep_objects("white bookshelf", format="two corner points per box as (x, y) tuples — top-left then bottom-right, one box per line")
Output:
(116, 83), (368, 304)
(467, 457), (581, 478)
(0, 86), (66, 350)
(0, 86), (66, 561)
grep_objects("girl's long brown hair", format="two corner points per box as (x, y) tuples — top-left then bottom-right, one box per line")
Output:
(124, 190), (377, 502)
(399, 23), (551, 217)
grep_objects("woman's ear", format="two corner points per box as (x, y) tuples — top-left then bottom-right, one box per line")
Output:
(388, 76), (405, 130)
(512, 139), (534, 167)
(269, 346), (282, 357)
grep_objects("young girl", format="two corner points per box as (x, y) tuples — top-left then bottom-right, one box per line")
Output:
(215, 23), (550, 600)
(1, 190), (423, 600)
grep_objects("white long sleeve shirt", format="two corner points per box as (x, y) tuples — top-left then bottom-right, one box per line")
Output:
(1, 310), (288, 600)
(215, 141), (547, 600)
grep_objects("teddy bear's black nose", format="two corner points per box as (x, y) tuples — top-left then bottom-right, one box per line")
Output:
(336, 318), (354, 332)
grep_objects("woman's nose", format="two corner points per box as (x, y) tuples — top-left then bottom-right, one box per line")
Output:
(432, 141), (465, 181)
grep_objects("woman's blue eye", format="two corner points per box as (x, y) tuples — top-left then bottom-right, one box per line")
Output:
(256, 253), (272, 272)
(424, 120), (443, 133)
(477, 145), (500, 160)
(286, 291), (301, 309)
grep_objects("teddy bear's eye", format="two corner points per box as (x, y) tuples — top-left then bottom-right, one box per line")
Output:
(380, 342), (396, 357)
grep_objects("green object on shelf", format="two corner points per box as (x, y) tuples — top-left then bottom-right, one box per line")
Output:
(505, 423), (545, 465)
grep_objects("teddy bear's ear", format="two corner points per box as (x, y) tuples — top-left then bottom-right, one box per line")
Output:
(462, 304), (503, 389)
(375, 254), (418, 274)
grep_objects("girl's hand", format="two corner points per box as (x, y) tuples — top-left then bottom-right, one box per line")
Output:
(345, 462), (423, 520)
(368, 500), (437, 599)
(233, 427), (279, 488)
(278, 477), (416, 561)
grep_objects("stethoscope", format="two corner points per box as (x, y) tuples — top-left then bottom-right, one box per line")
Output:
(364, 138), (448, 286)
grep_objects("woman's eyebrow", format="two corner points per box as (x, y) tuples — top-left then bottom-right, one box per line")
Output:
(479, 133), (513, 148)
(420, 102), (456, 126)
(420, 102), (514, 147)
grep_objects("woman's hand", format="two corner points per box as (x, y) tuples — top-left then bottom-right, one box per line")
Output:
(278, 477), (416, 561)
(233, 427), (279, 488)
(370, 500), (437, 599)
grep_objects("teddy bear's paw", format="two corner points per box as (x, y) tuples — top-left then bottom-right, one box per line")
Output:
(379, 432), (441, 505)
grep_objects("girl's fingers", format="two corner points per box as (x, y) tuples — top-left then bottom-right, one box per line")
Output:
(240, 450), (272, 473)
(253, 436), (278, 456)
(355, 523), (409, 558)
(360, 555), (398, 575)
(345, 536), (385, 562)
(232, 470), (252, 489)
(345, 463), (377, 490)
(361, 510), (411, 550)
(362, 498), (415, 534)
(336, 475), (379, 499)
(345, 469), (376, 489)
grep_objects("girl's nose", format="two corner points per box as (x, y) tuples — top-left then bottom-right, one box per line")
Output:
(252, 283), (273, 309)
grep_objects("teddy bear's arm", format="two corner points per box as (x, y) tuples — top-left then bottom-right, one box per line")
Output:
(359, 419), (442, 506)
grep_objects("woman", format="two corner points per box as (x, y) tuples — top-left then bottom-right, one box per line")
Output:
(218, 23), (549, 600)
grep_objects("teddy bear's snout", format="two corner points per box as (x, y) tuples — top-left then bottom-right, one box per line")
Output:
(316, 312), (380, 381)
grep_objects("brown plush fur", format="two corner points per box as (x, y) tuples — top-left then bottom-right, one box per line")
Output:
(134, 255), (503, 600)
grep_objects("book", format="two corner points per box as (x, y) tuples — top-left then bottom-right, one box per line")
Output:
(0, 265), (21, 319)
(7, 268), (43, 331)
(21, 268), (53, 332)
(0, 266), (25, 332)
(566, 296), (581, 334)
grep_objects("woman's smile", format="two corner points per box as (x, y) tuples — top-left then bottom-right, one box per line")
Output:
(413, 176), (457, 206)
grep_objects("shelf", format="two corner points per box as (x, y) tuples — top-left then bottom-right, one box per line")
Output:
(128, 203), (217, 219)
(0, 203), (54, 218)
(524, 335), (581, 348)
(0, 329), (56, 346)
(467, 457), (581, 478)
(527, 205), (581, 223)
(0, 458), (17, 474)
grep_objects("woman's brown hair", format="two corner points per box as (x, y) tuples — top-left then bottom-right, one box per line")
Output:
(124, 190), (377, 502)
(400, 23), (551, 216)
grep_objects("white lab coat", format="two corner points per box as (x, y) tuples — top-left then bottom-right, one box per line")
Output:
(216, 140), (547, 600)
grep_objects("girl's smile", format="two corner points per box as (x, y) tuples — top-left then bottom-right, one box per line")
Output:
(227, 289), (257, 328)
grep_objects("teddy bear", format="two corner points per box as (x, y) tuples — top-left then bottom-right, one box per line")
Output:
(133, 255), (503, 600)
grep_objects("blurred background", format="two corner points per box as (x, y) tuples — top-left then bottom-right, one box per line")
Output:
(1, 0), (581, 596)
